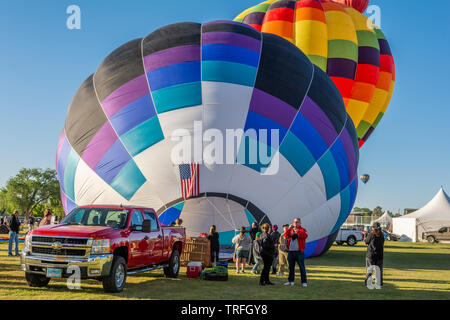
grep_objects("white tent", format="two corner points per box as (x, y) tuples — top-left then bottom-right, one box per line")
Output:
(373, 211), (393, 230)
(393, 187), (450, 242)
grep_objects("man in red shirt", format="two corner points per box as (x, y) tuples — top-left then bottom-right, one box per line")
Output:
(283, 218), (308, 287)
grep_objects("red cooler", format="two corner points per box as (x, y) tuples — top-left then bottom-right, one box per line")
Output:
(187, 262), (202, 279)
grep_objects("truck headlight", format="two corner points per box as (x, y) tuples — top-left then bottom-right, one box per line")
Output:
(91, 239), (111, 255)
(25, 234), (31, 251)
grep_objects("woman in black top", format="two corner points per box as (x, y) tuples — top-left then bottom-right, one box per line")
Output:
(208, 225), (220, 265)
(365, 222), (385, 287)
(259, 223), (275, 286)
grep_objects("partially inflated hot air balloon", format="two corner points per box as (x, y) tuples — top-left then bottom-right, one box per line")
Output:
(360, 174), (370, 184)
(235, 0), (395, 148)
(57, 21), (359, 258)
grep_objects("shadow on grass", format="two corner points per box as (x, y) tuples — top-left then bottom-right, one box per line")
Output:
(312, 250), (450, 271)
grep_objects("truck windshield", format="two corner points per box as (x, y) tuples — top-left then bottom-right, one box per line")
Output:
(61, 208), (129, 229)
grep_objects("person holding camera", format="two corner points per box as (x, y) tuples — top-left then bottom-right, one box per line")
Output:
(259, 223), (276, 286)
(284, 218), (308, 287)
(365, 222), (385, 287)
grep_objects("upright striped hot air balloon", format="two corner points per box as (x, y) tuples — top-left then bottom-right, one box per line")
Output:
(57, 21), (359, 258)
(234, 0), (395, 148)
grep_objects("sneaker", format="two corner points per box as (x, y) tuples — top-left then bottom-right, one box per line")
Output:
(8, 253), (13, 257)
(302, 283), (308, 287)
(284, 282), (294, 286)
(236, 269), (240, 274)
(241, 270), (245, 274)
(251, 270), (257, 275)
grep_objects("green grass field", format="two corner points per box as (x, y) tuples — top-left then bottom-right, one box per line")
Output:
(0, 233), (449, 300)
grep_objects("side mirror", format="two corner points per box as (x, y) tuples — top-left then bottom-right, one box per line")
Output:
(142, 220), (151, 233)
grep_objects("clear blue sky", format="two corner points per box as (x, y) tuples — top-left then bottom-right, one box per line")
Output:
(0, 0), (449, 214)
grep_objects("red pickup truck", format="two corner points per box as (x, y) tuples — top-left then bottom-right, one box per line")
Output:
(21, 205), (185, 293)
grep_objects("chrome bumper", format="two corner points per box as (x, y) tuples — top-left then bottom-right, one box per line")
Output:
(21, 250), (113, 278)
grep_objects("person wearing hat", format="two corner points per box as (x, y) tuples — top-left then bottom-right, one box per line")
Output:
(251, 232), (263, 274)
(270, 225), (281, 274)
(364, 222), (385, 287)
(232, 226), (252, 273)
(39, 208), (53, 227)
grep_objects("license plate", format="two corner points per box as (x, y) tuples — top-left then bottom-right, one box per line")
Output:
(46, 268), (62, 278)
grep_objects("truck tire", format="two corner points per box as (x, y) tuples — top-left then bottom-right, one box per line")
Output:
(164, 250), (180, 278)
(427, 236), (436, 244)
(25, 272), (50, 287)
(102, 256), (127, 293)
(347, 236), (356, 246)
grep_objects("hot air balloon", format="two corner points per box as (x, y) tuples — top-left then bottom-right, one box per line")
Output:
(234, 0), (395, 148)
(57, 21), (359, 258)
(360, 174), (370, 184)
(324, 0), (369, 13)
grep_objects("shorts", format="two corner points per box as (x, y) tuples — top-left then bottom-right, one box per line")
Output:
(236, 249), (249, 259)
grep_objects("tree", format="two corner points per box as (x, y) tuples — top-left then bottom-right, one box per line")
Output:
(2, 168), (62, 218)
(373, 206), (383, 217)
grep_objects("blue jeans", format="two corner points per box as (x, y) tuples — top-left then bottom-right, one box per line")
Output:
(288, 251), (307, 284)
(8, 231), (19, 256)
(252, 257), (263, 273)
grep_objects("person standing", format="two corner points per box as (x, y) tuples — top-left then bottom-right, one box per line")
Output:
(365, 222), (385, 287)
(28, 213), (35, 232)
(232, 227), (252, 273)
(247, 222), (260, 266)
(39, 209), (53, 227)
(208, 225), (220, 266)
(277, 224), (289, 276)
(251, 232), (263, 274)
(270, 225), (281, 274)
(284, 218), (308, 287)
(8, 210), (21, 257)
(259, 223), (276, 286)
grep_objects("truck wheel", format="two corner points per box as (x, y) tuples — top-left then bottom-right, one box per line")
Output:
(25, 273), (50, 287)
(164, 250), (180, 278)
(347, 236), (356, 246)
(102, 256), (127, 293)
(427, 236), (436, 244)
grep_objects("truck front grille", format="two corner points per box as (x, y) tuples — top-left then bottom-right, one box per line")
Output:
(32, 247), (86, 257)
(32, 236), (88, 245)
(30, 236), (90, 258)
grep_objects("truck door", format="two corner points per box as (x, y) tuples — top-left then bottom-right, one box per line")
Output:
(437, 227), (448, 241)
(128, 210), (148, 268)
(144, 210), (163, 265)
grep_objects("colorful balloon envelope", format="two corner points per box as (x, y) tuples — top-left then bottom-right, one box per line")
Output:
(57, 21), (359, 258)
(235, 0), (395, 148)
(324, 0), (369, 13)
